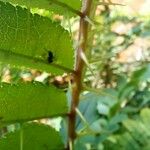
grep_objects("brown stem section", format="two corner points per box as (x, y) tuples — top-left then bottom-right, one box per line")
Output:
(67, 0), (93, 149)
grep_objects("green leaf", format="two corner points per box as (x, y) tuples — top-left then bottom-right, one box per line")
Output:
(118, 64), (150, 99)
(76, 93), (100, 130)
(0, 82), (68, 125)
(140, 108), (150, 128)
(109, 113), (128, 125)
(48, 0), (81, 17)
(0, 49), (67, 74)
(104, 132), (141, 150)
(130, 64), (150, 83)
(76, 92), (117, 131)
(0, 2), (74, 74)
(0, 123), (64, 150)
(102, 109), (150, 150)
(1, 0), (81, 17)
(122, 108), (150, 148)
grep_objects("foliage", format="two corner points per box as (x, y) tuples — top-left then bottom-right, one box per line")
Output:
(0, 123), (64, 150)
(0, 1), (74, 74)
(104, 108), (150, 150)
(0, 82), (67, 125)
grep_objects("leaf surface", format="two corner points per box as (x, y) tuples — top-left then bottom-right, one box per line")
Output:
(0, 123), (64, 150)
(1, 0), (81, 16)
(0, 2), (74, 73)
(0, 83), (68, 124)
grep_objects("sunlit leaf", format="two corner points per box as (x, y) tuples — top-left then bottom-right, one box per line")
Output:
(0, 2), (74, 74)
(1, 0), (81, 17)
(0, 82), (68, 125)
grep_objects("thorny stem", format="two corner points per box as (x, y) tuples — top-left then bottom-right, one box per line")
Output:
(67, 0), (93, 149)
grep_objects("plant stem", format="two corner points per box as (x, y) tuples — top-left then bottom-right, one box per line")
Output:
(67, 0), (93, 149)
(50, 0), (84, 17)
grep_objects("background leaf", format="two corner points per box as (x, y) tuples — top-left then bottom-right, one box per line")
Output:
(103, 108), (150, 150)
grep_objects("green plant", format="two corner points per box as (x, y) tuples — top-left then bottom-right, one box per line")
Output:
(0, 0), (150, 150)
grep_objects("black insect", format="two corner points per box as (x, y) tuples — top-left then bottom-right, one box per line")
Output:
(47, 51), (54, 63)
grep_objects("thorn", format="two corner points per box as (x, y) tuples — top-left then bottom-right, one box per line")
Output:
(75, 107), (88, 125)
(84, 16), (96, 26)
(97, 2), (126, 6)
(80, 51), (95, 77)
(69, 139), (73, 150)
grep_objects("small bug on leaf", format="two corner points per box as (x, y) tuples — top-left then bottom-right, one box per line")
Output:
(47, 51), (54, 63)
